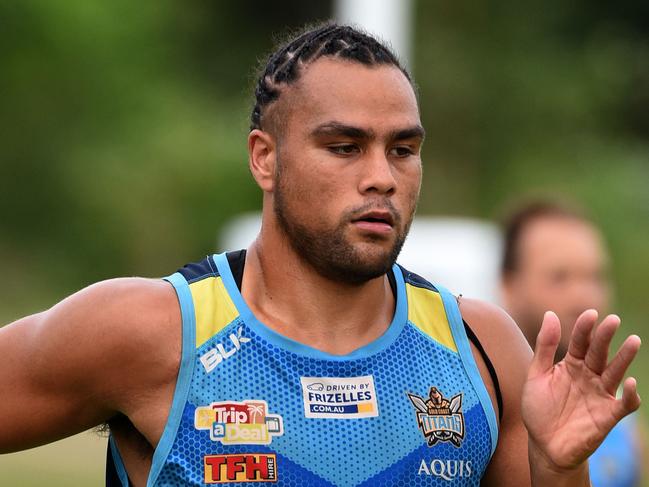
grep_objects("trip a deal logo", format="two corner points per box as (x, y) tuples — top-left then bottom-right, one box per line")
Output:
(194, 400), (283, 445)
(407, 386), (465, 447)
(300, 375), (379, 419)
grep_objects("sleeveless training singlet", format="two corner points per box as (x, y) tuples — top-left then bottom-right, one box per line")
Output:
(589, 414), (641, 487)
(108, 251), (498, 486)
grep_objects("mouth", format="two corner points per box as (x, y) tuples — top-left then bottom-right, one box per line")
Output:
(351, 210), (395, 233)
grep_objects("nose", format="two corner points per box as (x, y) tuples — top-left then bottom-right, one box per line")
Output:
(357, 149), (396, 196)
(567, 275), (608, 314)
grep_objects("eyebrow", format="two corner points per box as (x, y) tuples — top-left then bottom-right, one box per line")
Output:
(390, 126), (426, 142)
(310, 122), (374, 140)
(310, 122), (425, 142)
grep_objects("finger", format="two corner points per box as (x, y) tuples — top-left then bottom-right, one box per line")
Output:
(529, 311), (561, 379)
(584, 314), (621, 375)
(614, 377), (641, 420)
(602, 334), (642, 395)
(567, 309), (598, 360)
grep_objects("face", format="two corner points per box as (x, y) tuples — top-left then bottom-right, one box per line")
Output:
(502, 216), (611, 359)
(265, 58), (424, 284)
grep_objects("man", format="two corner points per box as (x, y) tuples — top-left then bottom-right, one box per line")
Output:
(500, 201), (644, 486)
(0, 23), (641, 486)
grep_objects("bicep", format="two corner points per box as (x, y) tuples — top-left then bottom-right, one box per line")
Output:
(460, 298), (534, 486)
(0, 278), (178, 453)
(480, 405), (530, 486)
(480, 336), (533, 487)
(0, 301), (117, 452)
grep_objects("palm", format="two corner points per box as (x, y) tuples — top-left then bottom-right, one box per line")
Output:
(522, 310), (641, 470)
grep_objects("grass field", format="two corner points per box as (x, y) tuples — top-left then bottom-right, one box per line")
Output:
(0, 432), (106, 487)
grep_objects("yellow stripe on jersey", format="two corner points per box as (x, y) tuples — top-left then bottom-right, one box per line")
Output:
(190, 276), (239, 348)
(406, 283), (457, 352)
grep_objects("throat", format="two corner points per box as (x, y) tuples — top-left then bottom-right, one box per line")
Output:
(226, 248), (396, 299)
(232, 247), (398, 355)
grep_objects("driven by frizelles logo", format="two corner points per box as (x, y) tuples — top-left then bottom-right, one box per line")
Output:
(407, 387), (465, 447)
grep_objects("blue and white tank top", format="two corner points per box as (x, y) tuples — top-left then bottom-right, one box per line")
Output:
(109, 251), (499, 486)
(589, 414), (641, 487)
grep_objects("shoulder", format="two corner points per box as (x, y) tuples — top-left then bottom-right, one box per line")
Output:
(0, 276), (183, 448)
(459, 298), (530, 354)
(458, 297), (532, 390)
(38, 277), (182, 410)
(45, 277), (180, 344)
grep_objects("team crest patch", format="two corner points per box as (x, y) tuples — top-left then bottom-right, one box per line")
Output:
(195, 400), (283, 445)
(407, 387), (465, 447)
(204, 453), (277, 483)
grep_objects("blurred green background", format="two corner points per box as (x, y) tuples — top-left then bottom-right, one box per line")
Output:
(1, 0), (648, 485)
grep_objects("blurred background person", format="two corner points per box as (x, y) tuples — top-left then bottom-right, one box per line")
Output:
(500, 200), (644, 487)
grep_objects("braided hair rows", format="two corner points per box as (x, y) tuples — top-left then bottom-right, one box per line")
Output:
(250, 22), (412, 132)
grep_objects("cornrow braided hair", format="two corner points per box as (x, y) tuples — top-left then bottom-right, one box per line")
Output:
(250, 22), (413, 132)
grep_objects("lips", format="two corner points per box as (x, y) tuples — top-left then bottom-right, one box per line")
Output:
(352, 210), (395, 227)
(351, 210), (396, 234)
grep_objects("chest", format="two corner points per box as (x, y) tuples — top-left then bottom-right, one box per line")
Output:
(164, 323), (493, 486)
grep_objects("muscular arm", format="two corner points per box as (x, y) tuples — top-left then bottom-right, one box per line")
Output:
(0, 278), (180, 453)
(460, 298), (534, 486)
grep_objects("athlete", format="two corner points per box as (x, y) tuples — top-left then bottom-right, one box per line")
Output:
(500, 201), (645, 487)
(0, 23), (642, 486)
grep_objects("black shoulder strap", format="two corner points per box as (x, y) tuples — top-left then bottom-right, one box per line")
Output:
(463, 320), (503, 423)
(227, 249), (247, 291)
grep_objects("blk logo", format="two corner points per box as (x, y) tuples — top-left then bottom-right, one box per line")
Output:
(200, 326), (251, 373)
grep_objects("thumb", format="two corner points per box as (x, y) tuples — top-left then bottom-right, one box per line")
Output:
(528, 311), (561, 379)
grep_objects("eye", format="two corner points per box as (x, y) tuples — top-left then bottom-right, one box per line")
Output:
(549, 269), (570, 286)
(389, 145), (416, 158)
(328, 144), (359, 156)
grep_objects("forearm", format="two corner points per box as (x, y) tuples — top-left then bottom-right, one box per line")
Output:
(528, 441), (591, 487)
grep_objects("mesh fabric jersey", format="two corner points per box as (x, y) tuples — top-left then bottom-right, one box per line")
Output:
(108, 251), (498, 486)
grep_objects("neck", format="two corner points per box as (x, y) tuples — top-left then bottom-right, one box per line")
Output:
(241, 231), (396, 355)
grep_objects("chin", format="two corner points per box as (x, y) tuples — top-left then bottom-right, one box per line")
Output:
(327, 243), (402, 284)
(325, 259), (394, 285)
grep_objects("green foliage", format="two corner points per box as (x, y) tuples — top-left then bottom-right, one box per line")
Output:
(0, 0), (327, 320)
(412, 1), (649, 423)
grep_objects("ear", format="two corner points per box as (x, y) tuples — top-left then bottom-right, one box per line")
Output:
(248, 129), (277, 192)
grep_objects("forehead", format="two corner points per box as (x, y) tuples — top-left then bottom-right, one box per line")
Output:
(519, 216), (608, 269)
(284, 57), (420, 132)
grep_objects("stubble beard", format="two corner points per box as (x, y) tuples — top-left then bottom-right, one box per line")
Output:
(273, 167), (415, 285)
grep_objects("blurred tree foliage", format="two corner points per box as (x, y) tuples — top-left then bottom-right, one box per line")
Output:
(412, 0), (649, 348)
(0, 0), (328, 316)
(1, 0), (648, 348)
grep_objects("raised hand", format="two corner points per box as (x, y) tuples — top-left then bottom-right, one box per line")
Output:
(522, 309), (641, 471)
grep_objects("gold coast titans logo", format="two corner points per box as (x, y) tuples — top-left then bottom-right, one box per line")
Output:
(407, 387), (465, 447)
